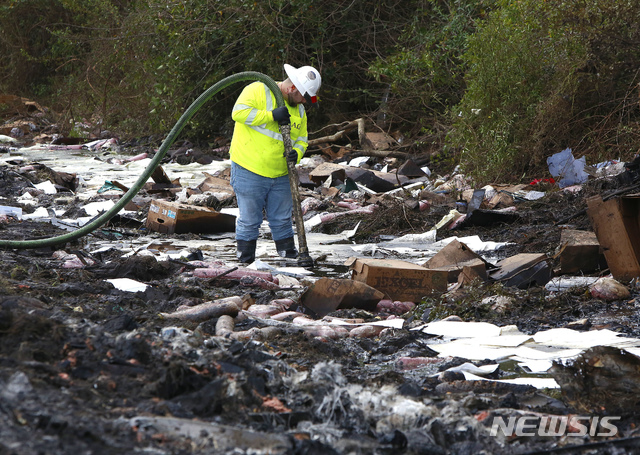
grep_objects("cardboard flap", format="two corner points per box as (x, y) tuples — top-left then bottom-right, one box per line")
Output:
(300, 277), (383, 318)
(344, 256), (361, 272)
(422, 239), (494, 270)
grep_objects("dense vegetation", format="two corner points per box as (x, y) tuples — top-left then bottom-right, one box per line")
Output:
(2, 0), (640, 184)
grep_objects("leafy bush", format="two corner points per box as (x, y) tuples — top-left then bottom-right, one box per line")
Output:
(3, 0), (640, 186)
(128, 0), (448, 140)
(368, 0), (496, 141)
(449, 0), (640, 184)
(3, 0), (477, 141)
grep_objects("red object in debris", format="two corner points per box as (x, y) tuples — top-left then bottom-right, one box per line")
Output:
(530, 177), (556, 185)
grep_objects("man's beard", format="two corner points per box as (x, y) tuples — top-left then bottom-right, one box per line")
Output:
(286, 93), (300, 106)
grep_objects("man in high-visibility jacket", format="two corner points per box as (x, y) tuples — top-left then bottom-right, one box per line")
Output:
(229, 63), (321, 263)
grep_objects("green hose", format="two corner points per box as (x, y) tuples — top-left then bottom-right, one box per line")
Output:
(0, 72), (286, 249)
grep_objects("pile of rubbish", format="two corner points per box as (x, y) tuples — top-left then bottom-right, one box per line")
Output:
(2, 99), (640, 453)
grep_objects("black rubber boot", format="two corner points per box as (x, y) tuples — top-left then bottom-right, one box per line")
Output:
(274, 237), (298, 259)
(236, 239), (257, 264)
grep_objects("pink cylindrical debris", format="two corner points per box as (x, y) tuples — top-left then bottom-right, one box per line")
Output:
(301, 197), (323, 215)
(215, 315), (235, 337)
(349, 325), (384, 338)
(337, 201), (362, 210)
(269, 298), (295, 309)
(376, 300), (416, 315)
(231, 326), (282, 341)
(319, 204), (376, 223)
(159, 296), (242, 322)
(292, 316), (317, 326)
(245, 304), (286, 318)
(304, 325), (340, 339)
(239, 275), (281, 290)
(331, 326), (350, 338)
(125, 152), (148, 162)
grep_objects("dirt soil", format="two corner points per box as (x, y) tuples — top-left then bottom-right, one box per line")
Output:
(1, 149), (640, 455)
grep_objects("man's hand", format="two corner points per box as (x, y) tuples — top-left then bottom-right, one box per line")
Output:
(272, 106), (290, 125)
(286, 149), (298, 164)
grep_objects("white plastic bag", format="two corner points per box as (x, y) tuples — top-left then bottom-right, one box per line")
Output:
(547, 148), (589, 188)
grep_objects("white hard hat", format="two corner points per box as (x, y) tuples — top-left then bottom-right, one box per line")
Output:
(284, 64), (321, 105)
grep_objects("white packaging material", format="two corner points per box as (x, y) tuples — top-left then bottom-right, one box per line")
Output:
(0, 206), (22, 219)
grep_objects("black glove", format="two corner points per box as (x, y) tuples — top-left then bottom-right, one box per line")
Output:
(286, 149), (298, 164)
(272, 106), (290, 125)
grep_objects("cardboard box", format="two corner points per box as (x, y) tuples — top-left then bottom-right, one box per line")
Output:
(421, 239), (490, 282)
(587, 194), (640, 281)
(558, 229), (606, 274)
(300, 277), (384, 317)
(429, 258), (488, 283)
(146, 200), (236, 234)
(489, 253), (551, 288)
(345, 257), (448, 302)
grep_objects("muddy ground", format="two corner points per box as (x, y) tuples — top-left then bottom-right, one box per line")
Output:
(1, 144), (640, 455)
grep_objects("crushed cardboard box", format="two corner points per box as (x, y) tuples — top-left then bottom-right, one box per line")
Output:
(300, 277), (384, 317)
(146, 200), (235, 234)
(489, 253), (551, 289)
(558, 229), (606, 275)
(421, 239), (490, 283)
(345, 257), (448, 302)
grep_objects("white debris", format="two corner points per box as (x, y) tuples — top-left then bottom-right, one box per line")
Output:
(105, 278), (148, 293)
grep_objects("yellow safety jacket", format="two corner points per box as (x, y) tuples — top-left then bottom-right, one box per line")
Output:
(229, 81), (308, 178)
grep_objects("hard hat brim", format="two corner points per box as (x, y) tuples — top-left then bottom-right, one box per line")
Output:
(284, 64), (307, 96)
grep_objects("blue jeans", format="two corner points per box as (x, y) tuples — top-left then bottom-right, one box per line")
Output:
(230, 162), (294, 242)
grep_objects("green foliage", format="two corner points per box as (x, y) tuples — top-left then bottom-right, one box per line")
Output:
(368, 0), (496, 138)
(0, 0), (71, 95)
(449, 0), (640, 184)
(2, 0), (640, 185)
(150, 0), (448, 139)
(3, 0), (478, 140)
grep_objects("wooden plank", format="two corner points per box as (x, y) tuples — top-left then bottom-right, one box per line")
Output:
(587, 195), (640, 281)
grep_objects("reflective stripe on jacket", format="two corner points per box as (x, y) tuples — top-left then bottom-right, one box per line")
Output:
(229, 81), (307, 178)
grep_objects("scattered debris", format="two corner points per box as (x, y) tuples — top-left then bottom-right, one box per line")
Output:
(551, 346), (640, 416)
(300, 277), (384, 317)
(0, 114), (640, 453)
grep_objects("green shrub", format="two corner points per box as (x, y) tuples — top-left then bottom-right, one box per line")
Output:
(4, 0), (640, 183)
(449, 0), (640, 184)
(368, 0), (496, 140)
(3, 0), (481, 141)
